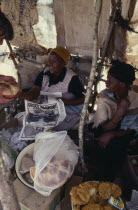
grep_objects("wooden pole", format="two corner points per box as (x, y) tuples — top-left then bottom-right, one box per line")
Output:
(0, 148), (20, 210)
(6, 40), (18, 68)
(78, 0), (103, 175)
(96, 0), (121, 79)
(90, 0), (121, 112)
(6, 40), (21, 87)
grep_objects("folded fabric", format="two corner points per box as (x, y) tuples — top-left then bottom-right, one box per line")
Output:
(120, 113), (138, 134)
(19, 154), (35, 174)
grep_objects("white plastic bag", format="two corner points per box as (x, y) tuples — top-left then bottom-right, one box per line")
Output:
(33, 131), (79, 196)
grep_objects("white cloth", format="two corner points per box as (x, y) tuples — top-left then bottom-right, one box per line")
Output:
(41, 68), (76, 93)
(92, 89), (138, 128)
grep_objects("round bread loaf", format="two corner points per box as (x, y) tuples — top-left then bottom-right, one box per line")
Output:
(30, 159), (72, 189)
(0, 81), (19, 99)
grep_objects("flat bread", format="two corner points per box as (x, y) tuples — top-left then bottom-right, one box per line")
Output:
(0, 81), (19, 98)
(30, 158), (72, 189)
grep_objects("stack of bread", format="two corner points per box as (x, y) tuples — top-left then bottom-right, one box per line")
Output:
(30, 157), (72, 189)
(70, 181), (122, 210)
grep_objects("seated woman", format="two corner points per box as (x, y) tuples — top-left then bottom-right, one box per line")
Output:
(0, 11), (13, 45)
(19, 46), (84, 131)
(89, 60), (138, 181)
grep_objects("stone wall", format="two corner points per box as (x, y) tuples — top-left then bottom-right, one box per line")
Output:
(33, 1), (57, 49)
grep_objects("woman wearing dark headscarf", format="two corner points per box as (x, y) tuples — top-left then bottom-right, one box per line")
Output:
(92, 60), (137, 129)
(0, 12), (16, 103)
(0, 11), (13, 45)
(0, 12), (15, 103)
(89, 60), (138, 181)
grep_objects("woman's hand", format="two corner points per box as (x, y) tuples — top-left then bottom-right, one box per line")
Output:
(57, 97), (70, 105)
(57, 96), (84, 106)
(17, 86), (41, 101)
(0, 75), (17, 103)
(96, 129), (132, 149)
(17, 91), (30, 100)
(96, 131), (115, 148)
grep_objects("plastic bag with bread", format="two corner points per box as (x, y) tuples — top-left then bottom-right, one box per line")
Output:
(30, 131), (79, 196)
(30, 157), (72, 189)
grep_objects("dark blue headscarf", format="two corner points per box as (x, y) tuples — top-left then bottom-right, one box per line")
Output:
(108, 60), (135, 85)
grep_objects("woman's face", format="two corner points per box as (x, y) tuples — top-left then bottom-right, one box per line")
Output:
(0, 34), (5, 45)
(48, 54), (65, 75)
(106, 73), (121, 93)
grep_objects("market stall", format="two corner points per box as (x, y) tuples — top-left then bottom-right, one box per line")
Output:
(0, 0), (138, 210)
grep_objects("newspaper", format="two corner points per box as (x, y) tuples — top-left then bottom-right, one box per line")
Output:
(19, 92), (66, 140)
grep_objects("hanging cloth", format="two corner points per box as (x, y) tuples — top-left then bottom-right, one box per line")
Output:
(1, 0), (42, 52)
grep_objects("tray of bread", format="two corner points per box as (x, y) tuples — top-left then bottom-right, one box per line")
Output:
(70, 181), (124, 210)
